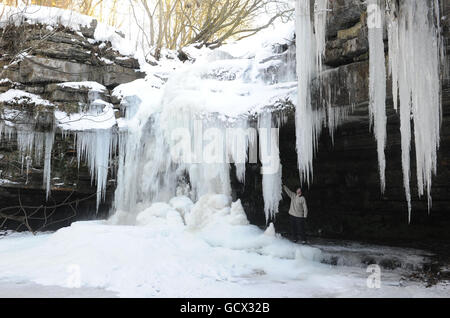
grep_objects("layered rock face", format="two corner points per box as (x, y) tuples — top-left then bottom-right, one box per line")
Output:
(0, 20), (144, 231)
(240, 0), (450, 246)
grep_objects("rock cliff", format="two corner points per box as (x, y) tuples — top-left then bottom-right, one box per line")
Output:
(0, 17), (144, 230)
(238, 0), (450, 247)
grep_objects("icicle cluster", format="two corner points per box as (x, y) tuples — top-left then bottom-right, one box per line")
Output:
(295, 0), (351, 186)
(76, 129), (116, 211)
(0, 123), (55, 197)
(367, 0), (444, 222)
(113, 103), (285, 223)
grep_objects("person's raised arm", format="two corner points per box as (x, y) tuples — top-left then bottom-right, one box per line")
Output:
(283, 185), (295, 199)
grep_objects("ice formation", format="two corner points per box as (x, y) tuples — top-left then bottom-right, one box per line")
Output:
(295, 0), (444, 221)
(0, 95), (56, 196)
(367, 0), (387, 193)
(75, 129), (116, 211)
(380, 0), (443, 221)
(43, 130), (55, 199)
(295, 0), (349, 186)
(313, 0), (329, 76)
(112, 36), (296, 223)
(258, 112), (282, 220)
(0, 0), (443, 226)
(295, 0), (316, 186)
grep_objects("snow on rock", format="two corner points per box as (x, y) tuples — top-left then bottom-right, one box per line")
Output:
(0, 89), (54, 107)
(56, 81), (107, 92)
(0, 4), (135, 57)
(55, 102), (116, 131)
(159, 52), (296, 118)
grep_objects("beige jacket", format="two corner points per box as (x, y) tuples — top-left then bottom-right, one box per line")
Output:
(283, 185), (308, 218)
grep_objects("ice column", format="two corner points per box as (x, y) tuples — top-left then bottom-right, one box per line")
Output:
(367, 0), (387, 192)
(258, 112), (282, 222)
(296, 0), (316, 186)
(43, 130), (55, 199)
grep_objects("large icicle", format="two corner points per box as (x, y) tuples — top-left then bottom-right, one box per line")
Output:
(386, 0), (443, 221)
(295, 0), (335, 186)
(258, 112), (282, 222)
(367, 0), (387, 193)
(76, 129), (114, 211)
(43, 130), (55, 199)
(295, 0), (316, 185)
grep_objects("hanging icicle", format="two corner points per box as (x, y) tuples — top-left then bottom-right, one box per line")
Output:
(368, 0), (444, 222)
(76, 129), (115, 211)
(295, 0), (316, 186)
(258, 112), (283, 222)
(367, 0), (387, 193)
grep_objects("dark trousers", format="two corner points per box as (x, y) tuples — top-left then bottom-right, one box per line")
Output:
(290, 215), (307, 242)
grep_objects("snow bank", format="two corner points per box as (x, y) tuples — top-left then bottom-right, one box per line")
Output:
(0, 194), (328, 297)
(0, 198), (447, 297)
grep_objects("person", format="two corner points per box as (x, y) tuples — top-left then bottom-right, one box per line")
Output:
(283, 185), (308, 244)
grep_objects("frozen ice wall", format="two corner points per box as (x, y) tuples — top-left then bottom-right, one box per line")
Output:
(111, 32), (298, 223)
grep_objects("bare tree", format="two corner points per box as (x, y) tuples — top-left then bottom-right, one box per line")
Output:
(0, 190), (101, 234)
(130, 0), (294, 58)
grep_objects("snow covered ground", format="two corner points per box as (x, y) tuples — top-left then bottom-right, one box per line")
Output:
(0, 194), (448, 298)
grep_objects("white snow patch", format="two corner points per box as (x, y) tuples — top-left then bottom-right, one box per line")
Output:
(0, 4), (135, 57)
(55, 103), (116, 131)
(0, 89), (53, 107)
(0, 206), (447, 297)
(57, 81), (107, 92)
